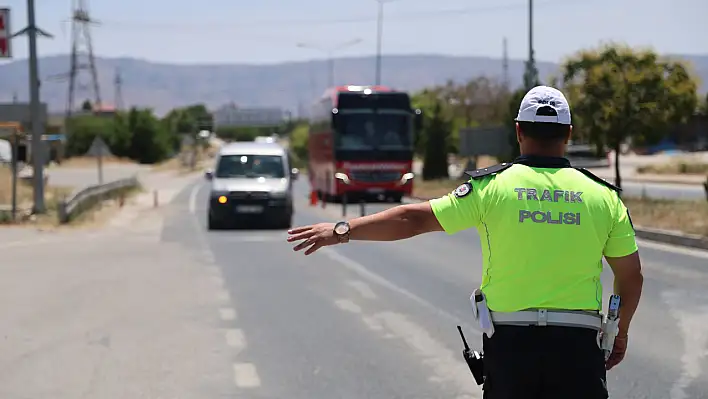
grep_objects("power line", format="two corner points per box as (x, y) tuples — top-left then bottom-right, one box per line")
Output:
(93, 0), (589, 32)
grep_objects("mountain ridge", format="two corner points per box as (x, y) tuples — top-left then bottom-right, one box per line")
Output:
(1, 53), (706, 116)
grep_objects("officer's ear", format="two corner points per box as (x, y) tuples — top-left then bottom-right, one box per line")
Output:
(563, 125), (573, 144)
(515, 122), (523, 144)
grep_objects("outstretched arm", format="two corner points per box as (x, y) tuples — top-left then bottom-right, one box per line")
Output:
(287, 201), (443, 255)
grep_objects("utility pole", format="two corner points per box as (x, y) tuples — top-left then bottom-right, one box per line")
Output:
(502, 37), (509, 91)
(296, 39), (362, 88)
(12, 0), (54, 213)
(114, 68), (124, 110)
(374, 0), (396, 85)
(522, 0), (539, 89)
(66, 0), (102, 120)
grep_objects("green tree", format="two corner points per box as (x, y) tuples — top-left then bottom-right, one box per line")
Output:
(65, 115), (113, 157)
(561, 43), (699, 190)
(501, 87), (527, 162)
(422, 101), (451, 180)
(523, 53), (540, 90)
(215, 126), (272, 141)
(81, 100), (93, 111)
(288, 123), (309, 169)
(127, 107), (171, 164)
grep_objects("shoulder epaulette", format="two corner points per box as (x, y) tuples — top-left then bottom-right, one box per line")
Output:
(464, 162), (514, 180)
(574, 167), (622, 192)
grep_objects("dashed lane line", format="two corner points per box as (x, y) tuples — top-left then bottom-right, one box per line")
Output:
(233, 363), (262, 388)
(219, 308), (237, 321)
(225, 329), (246, 350)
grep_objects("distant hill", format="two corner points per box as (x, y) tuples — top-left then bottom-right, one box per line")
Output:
(0, 53), (706, 116)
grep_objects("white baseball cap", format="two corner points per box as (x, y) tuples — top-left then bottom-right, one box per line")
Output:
(516, 85), (572, 125)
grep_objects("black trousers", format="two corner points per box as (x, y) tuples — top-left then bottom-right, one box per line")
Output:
(482, 325), (608, 399)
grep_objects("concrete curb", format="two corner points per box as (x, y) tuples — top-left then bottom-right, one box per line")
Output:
(404, 196), (708, 251)
(592, 175), (706, 187)
(633, 226), (708, 250)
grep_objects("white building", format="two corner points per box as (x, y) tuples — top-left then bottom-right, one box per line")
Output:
(213, 103), (285, 128)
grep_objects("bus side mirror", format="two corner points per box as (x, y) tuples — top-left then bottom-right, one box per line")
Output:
(331, 109), (339, 129)
(414, 109), (423, 131)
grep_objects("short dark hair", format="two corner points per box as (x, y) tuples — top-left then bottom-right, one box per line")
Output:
(517, 106), (570, 142)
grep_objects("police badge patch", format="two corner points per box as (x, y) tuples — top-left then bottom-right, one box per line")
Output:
(454, 182), (472, 198)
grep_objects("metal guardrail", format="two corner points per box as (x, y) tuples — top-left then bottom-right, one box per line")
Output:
(57, 176), (140, 224)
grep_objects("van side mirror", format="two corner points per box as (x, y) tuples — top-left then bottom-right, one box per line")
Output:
(204, 170), (214, 180)
(291, 168), (300, 180)
(331, 108), (340, 129)
(414, 109), (423, 131)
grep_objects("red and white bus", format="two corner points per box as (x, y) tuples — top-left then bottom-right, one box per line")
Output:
(307, 85), (422, 203)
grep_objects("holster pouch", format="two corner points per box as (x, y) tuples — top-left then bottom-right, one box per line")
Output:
(471, 289), (495, 338)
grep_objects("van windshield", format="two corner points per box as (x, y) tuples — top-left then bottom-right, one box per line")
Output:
(215, 154), (285, 178)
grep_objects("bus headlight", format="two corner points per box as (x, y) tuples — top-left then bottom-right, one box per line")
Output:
(399, 172), (415, 185)
(335, 172), (351, 185)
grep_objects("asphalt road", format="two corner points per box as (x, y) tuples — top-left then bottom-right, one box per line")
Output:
(164, 178), (708, 399)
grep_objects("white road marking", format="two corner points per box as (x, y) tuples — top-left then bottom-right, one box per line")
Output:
(662, 290), (708, 399)
(189, 183), (201, 214)
(225, 329), (247, 349)
(219, 308), (237, 321)
(322, 248), (478, 333)
(233, 363), (262, 388)
(334, 298), (362, 314)
(362, 315), (384, 331)
(347, 280), (378, 299)
(216, 290), (231, 302)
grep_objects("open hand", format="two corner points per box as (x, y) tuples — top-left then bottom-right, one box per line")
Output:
(605, 335), (628, 370)
(287, 223), (338, 255)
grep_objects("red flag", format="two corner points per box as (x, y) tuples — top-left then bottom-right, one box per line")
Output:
(0, 12), (5, 31)
(0, 38), (6, 56)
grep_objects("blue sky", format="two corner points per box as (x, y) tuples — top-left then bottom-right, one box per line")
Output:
(1, 0), (707, 65)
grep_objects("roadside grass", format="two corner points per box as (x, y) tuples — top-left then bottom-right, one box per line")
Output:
(0, 166), (33, 206)
(637, 160), (708, 175)
(413, 178), (708, 237)
(0, 170), (74, 226)
(1, 166), (141, 227)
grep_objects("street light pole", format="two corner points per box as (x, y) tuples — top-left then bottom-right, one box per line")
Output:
(12, 0), (53, 213)
(375, 0), (384, 86)
(296, 38), (362, 88)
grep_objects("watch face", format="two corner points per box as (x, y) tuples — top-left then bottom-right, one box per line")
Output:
(334, 223), (349, 235)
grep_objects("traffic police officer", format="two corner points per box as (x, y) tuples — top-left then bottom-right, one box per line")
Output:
(287, 85), (645, 399)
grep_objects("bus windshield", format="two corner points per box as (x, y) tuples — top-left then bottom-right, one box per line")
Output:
(215, 154), (285, 179)
(337, 112), (412, 150)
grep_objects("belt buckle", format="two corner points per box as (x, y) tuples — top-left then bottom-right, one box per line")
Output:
(537, 309), (548, 326)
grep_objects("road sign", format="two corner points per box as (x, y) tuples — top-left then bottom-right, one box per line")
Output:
(0, 8), (11, 58)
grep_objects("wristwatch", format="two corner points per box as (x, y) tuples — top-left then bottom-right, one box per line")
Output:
(333, 221), (351, 244)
